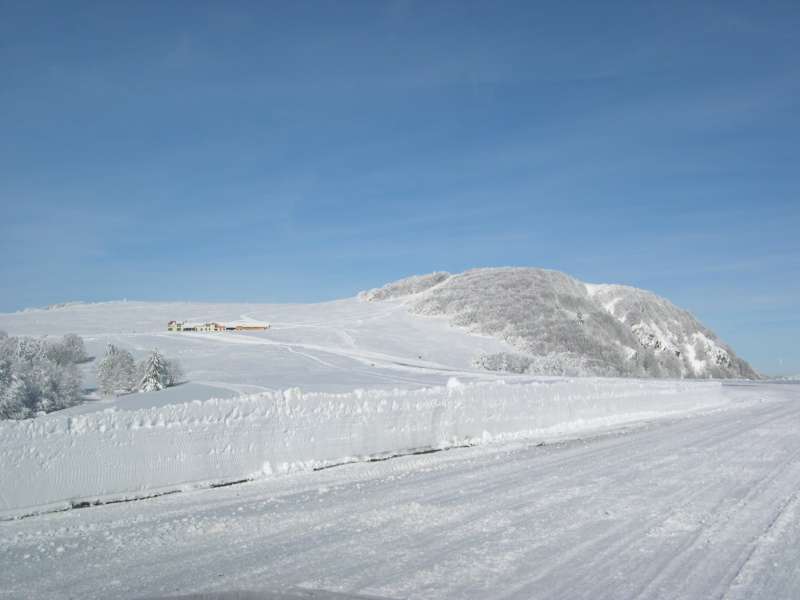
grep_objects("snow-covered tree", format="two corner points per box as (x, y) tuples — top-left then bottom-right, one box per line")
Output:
(0, 334), (84, 419)
(47, 333), (88, 365)
(36, 358), (81, 413)
(1, 376), (31, 419)
(137, 349), (169, 392)
(0, 338), (12, 390)
(164, 358), (184, 387)
(136, 349), (183, 392)
(96, 344), (136, 397)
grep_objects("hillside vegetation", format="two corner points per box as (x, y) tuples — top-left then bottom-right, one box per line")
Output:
(361, 268), (757, 379)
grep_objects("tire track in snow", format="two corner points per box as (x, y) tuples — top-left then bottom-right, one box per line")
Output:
(375, 400), (797, 599)
(723, 489), (800, 599)
(724, 492), (800, 598)
(625, 403), (800, 600)
(527, 399), (800, 600)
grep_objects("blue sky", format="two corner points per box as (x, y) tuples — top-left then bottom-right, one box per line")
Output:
(0, 1), (798, 374)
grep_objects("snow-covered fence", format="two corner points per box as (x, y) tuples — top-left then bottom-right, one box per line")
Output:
(0, 378), (727, 517)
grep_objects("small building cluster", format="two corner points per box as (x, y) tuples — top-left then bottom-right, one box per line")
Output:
(167, 320), (269, 333)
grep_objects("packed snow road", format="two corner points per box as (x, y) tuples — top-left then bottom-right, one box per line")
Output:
(1, 383), (799, 600)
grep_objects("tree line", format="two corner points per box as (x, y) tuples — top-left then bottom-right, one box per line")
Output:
(0, 332), (87, 419)
(96, 345), (182, 397)
(1, 332), (183, 420)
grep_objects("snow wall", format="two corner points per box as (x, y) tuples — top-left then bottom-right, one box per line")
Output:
(0, 378), (727, 518)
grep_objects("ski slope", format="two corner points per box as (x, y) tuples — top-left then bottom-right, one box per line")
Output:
(1, 382), (798, 599)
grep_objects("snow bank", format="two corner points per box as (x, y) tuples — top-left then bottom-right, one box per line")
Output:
(0, 378), (727, 518)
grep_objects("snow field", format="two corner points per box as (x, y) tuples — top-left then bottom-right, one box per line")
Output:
(0, 377), (727, 518)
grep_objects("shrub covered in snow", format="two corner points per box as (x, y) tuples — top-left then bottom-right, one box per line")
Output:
(474, 352), (535, 375)
(0, 334), (85, 419)
(474, 351), (605, 377)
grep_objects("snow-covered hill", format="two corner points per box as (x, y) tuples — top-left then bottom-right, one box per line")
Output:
(0, 268), (757, 401)
(361, 268), (758, 379)
(0, 296), (522, 406)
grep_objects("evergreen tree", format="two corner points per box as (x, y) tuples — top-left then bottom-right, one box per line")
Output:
(137, 349), (169, 392)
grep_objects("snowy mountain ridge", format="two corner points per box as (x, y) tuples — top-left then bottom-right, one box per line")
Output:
(361, 267), (758, 379)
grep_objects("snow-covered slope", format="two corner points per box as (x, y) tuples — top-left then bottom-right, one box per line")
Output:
(361, 268), (757, 379)
(586, 283), (757, 378)
(0, 298), (520, 403)
(0, 267), (757, 401)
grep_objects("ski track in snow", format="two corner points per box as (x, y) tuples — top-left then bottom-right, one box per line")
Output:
(152, 330), (464, 376)
(1, 383), (799, 600)
(163, 329), (460, 389)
